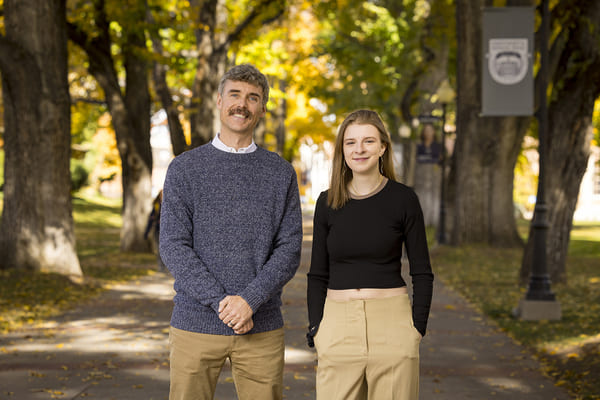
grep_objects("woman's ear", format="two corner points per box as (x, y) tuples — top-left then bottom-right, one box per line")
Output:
(380, 143), (387, 157)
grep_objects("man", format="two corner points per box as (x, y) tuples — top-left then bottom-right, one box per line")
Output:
(160, 64), (303, 400)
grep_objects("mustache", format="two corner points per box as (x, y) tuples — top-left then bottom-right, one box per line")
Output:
(228, 107), (251, 117)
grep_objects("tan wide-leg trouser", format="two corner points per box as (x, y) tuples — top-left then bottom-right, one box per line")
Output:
(169, 326), (284, 400)
(314, 294), (421, 400)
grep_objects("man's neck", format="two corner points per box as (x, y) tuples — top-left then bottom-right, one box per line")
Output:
(219, 131), (253, 150)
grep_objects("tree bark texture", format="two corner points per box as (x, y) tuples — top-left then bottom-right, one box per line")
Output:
(121, 5), (154, 252)
(452, 0), (529, 247)
(67, 0), (152, 252)
(0, 0), (82, 276)
(521, 0), (600, 284)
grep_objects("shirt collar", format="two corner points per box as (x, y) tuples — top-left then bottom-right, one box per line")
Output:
(212, 133), (257, 154)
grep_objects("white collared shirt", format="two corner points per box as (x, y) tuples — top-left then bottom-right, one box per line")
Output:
(212, 133), (257, 154)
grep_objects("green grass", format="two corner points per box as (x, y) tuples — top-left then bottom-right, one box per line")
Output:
(0, 192), (156, 333)
(431, 222), (600, 400)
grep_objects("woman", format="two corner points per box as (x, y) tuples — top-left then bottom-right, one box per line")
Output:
(307, 109), (434, 399)
(416, 123), (442, 164)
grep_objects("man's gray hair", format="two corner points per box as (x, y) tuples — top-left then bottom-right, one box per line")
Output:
(218, 64), (270, 106)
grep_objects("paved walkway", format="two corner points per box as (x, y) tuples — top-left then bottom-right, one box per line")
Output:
(0, 216), (573, 400)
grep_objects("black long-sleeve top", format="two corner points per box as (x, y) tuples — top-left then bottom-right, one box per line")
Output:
(307, 179), (434, 341)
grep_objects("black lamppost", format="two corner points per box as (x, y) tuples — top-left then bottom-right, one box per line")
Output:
(518, 0), (560, 320)
(435, 80), (456, 245)
(525, 0), (556, 301)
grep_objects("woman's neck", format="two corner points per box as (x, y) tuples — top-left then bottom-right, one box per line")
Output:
(349, 171), (383, 196)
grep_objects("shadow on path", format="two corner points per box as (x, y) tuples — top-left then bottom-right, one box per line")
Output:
(0, 215), (572, 399)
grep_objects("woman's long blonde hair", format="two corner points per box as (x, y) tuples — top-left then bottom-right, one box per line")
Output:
(328, 109), (396, 209)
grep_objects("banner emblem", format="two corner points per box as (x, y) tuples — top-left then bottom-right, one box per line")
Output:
(487, 38), (529, 85)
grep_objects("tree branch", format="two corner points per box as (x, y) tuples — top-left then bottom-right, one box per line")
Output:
(71, 96), (106, 105)
(222, 0), (284, 50)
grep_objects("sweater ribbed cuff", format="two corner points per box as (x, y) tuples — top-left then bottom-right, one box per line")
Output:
(239, 290), (263, 314)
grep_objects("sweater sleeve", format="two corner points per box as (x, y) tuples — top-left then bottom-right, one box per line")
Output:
(159, 158), (226, 313)
(306, 191), (330, 345)
(237, 170), (303, 313)
(403, 189), (434, 336)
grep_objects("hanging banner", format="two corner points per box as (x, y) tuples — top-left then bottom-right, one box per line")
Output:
(482, 7), (534, 116)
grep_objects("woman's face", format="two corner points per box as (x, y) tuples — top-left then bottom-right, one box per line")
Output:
(422, 125), (435, 142)
(342, 123), (386, 175)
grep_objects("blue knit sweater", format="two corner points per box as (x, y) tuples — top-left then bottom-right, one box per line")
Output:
(159, 144), (303, 335)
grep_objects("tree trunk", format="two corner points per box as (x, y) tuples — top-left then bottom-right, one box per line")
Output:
(521, 0), (600, 283)
(121, 8), (153, 252)
(190, 52), (228, 147)
(67, 1), (152, 252)
(148, 13), (187, 156)
(151, 52), (187, 157)
(452, 0), (529, 247)
(0, 0), (82, 276)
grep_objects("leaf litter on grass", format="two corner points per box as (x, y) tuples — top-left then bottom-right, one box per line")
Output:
(432, 228), (600, 400)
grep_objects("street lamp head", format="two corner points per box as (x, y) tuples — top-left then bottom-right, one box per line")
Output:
(436, 80), (456, 104)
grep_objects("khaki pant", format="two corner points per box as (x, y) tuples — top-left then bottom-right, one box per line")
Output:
(314, 295), (421, 400)
(169, 326), (285, 400)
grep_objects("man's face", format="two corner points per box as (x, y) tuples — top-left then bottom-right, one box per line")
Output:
(217, 80), (266, 137)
